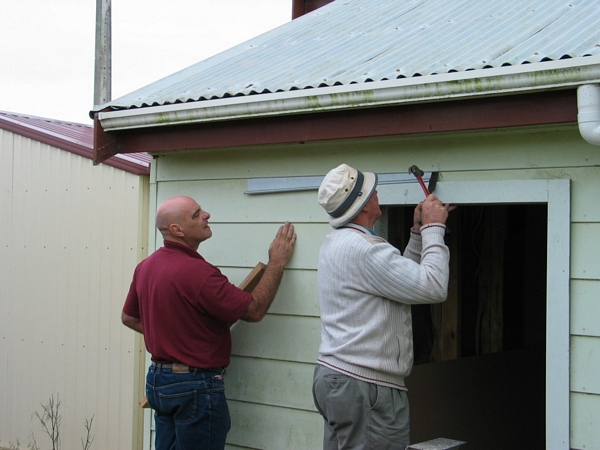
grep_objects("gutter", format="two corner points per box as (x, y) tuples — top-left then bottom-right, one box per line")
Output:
(577, 84), (600, 146)
(97, 56), (600, 132)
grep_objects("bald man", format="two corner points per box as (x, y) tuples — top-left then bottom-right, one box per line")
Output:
(122, 196), (296, 450)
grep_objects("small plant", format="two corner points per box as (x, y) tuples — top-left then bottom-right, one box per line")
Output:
(80, 416), (94, 450)
(5, 394), (95, 450)
(32, 394), (61, 450)
(6, 430), (38, 449)
(27, 431), (39, 450)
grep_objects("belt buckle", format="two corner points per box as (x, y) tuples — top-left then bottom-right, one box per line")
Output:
(172, 363), (189, 374)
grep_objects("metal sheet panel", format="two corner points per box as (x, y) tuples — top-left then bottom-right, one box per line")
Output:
(97, 0), (600, 111)
(0, 110), (152, 173)
(0, 128), (149, 450)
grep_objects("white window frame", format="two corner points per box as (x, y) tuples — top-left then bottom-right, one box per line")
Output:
(377, 178), (571, 449)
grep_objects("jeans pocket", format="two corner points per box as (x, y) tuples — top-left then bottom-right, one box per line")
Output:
(145, 387), (157, 410)
(210, 374), (225, 391)
(158, 389), (198, 424)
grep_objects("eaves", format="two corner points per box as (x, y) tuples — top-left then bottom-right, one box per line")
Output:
(93, 56), (600, 164)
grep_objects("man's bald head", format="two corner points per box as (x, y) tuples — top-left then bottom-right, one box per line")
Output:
(156, 196), (194, 234)
(155, 196), (212, 250)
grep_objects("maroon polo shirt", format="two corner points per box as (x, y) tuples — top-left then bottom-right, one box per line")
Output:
(123, 240), (252, 368)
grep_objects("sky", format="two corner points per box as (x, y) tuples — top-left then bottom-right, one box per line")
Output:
(0, 0), (291, 125)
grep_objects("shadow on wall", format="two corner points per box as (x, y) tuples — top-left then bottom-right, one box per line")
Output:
(407, 346), (545, 448)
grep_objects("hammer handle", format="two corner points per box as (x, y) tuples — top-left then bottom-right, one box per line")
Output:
(416, 175), (430, 197)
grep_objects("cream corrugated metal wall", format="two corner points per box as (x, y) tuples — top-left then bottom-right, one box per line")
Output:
(0, 129), (149, 449)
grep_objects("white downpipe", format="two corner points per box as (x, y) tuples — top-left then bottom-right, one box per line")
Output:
(577, 84), (600, 146)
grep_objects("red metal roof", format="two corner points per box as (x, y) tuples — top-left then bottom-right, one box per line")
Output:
(0, 110), (150, 175)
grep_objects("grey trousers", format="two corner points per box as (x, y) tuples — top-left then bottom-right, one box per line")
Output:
(312, 364), (410, 450)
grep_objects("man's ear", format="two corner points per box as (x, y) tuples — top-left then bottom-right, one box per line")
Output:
(169, 223), (184, 236)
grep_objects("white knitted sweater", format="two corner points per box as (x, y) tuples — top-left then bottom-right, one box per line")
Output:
(316, 223), (450, 389)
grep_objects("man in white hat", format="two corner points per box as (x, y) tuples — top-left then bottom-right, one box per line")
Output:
(312, 164), (453, 449)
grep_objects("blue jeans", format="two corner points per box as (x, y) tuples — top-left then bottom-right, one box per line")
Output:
(146, 364), (231, 450)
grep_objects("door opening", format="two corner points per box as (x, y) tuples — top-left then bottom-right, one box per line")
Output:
(386, 204), (547, 448)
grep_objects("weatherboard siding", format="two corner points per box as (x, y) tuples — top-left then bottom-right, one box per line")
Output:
(148, 122), (600, 449)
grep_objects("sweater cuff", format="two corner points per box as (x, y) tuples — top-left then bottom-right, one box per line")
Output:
(419, 222), (446, 235)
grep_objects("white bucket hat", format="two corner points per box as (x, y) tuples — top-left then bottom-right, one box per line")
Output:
(318, 164), (378, 228)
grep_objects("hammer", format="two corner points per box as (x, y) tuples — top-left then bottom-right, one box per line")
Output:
(408, 165), (430, 197)
(409, 164), (451, 234)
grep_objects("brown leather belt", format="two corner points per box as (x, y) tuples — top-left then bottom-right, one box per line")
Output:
(152, 362), (224, 374)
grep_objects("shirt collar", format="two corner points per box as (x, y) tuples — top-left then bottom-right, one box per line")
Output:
(163, 240), (202, 259)
(341, 222), (379, 236)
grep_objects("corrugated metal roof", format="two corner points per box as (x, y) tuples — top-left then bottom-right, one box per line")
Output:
(0, 111), (94, 147)
(96, 0), (600, 113)
(0, 110), (151, 174)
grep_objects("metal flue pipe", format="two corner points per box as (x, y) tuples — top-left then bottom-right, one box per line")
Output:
(94, 0), (112, 109)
